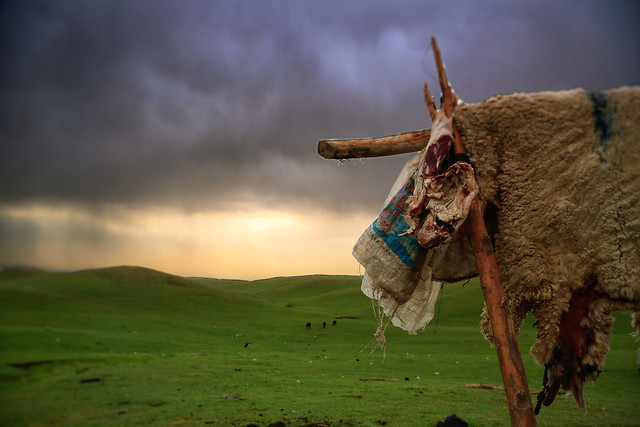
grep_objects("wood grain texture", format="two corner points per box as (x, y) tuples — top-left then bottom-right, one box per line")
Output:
(317, 129), (430, 159)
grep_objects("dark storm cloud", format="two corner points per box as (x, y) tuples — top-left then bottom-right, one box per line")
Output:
(1, 0), (639, 213)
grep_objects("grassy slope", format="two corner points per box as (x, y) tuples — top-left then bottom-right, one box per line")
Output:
(0, 267), (638, 426)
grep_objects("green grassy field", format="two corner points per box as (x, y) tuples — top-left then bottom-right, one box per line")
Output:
(0, 266), (638, 426)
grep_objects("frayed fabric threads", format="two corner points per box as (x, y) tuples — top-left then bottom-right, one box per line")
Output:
(357, 299), (395, 363)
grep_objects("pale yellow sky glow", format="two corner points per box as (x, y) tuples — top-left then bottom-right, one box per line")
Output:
(0, 203), (373, 280)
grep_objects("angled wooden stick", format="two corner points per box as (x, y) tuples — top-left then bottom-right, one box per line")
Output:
(431, 36), (456, 117)
(423, 83), (437, 121)
(317, 129), (431, 160)
(430, 37), (537, 427)
(466, 383), (505, 391)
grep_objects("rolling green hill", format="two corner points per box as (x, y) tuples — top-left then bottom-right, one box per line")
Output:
(0, 266), (638, 426)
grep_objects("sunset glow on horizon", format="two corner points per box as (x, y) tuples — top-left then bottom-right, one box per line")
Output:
(0, 202), (373, 280)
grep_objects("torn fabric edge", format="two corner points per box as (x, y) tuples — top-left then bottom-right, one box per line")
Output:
(353, 159), (441, 334)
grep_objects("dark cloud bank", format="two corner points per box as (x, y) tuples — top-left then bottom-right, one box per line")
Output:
(1, 0), (639, 214)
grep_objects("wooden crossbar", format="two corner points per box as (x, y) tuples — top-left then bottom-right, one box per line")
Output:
(317, 129), (430, 159)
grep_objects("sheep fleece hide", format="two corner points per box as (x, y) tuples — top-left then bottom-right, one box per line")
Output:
(453, 86), (640, 408)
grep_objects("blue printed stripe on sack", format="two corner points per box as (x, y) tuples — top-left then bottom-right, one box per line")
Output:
(370, 175), (425, 268)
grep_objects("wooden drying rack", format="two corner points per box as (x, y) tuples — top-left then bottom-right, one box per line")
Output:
(318, 38), (537, 427)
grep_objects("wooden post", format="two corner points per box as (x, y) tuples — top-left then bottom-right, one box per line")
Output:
(317, 37), (538, 426)
(466, 199), (536, 426)
(430, 37), (537, 426)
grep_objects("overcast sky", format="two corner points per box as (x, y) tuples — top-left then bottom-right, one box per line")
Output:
(1, 0), (639, 279)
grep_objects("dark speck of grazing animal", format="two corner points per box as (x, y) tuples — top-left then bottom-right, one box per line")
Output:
(333, 320), (337, 326)
(323, 321), (326, 328)
(305, 322), (311, 329)
(244, 342), (251, 348)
